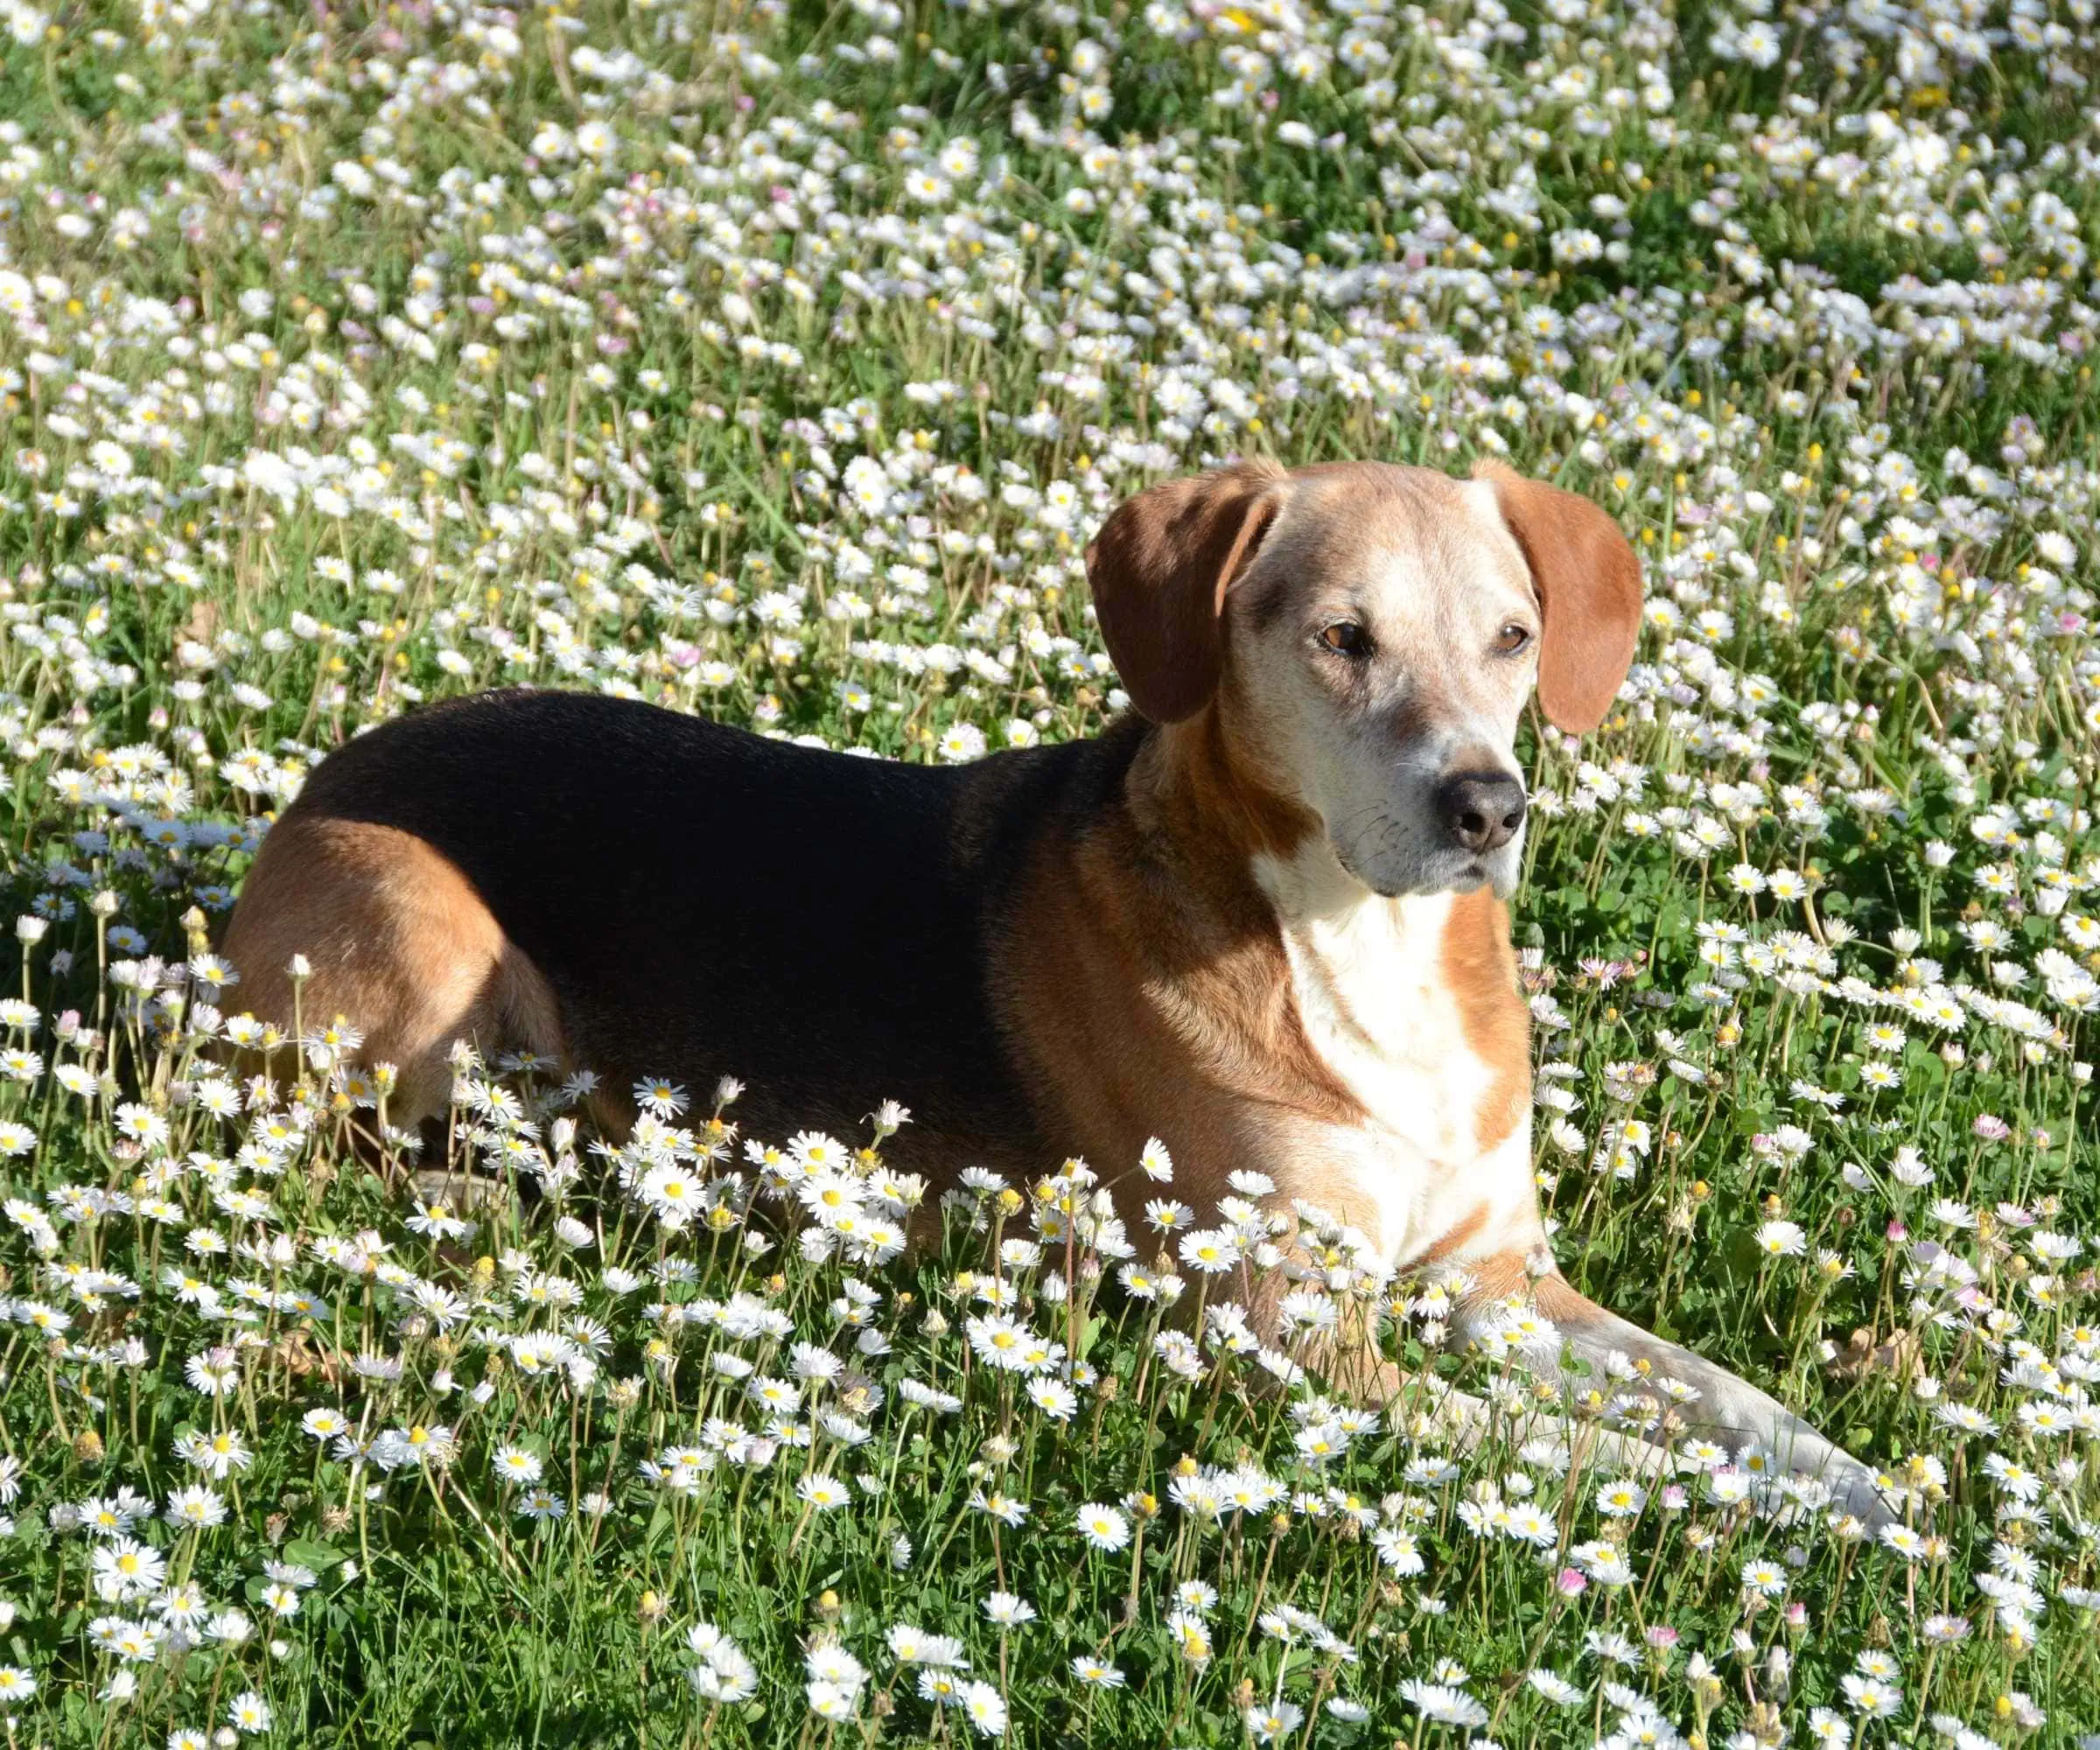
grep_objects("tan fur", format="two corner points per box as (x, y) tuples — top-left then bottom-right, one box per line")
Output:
(1452, 1248), (1533, 1302)
(1416, 1201), (1491, 1264)
(221, 816), (563, 1125)
(1440, 888), (1530, 1153)
(994, 712), (1376, 1239)
(1166, 682), (1323, 862)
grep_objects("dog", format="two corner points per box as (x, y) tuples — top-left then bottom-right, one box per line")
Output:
(221, 457), (1890, 1522)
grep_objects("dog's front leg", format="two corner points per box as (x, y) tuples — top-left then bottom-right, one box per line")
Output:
(1452, 1267), (1895, 1528)
(1280, 1287), (1690, 1494)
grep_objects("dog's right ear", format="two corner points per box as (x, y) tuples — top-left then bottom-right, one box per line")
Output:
(1086, 462), (1286, 724)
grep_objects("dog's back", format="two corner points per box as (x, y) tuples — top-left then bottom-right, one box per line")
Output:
(225, 690), (1108, 1158)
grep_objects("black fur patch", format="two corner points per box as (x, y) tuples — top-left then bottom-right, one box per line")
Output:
(284, 690), (1149, 1163)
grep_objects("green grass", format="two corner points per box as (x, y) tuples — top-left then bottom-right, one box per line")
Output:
(0, 0), (2094, 1743)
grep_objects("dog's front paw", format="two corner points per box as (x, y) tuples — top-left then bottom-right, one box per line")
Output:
(1758, 1429), (1900, 1532)
(1821, 1451), (1902, 1533)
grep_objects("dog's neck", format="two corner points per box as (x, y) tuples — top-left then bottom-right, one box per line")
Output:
(1073, 711), (1539, 1269)
(1126, 712), (1523, 1089)
(1129, 710), (1466, 953)
(1124, 705), (1320, 871)
(1250, 839), (1465, 1065)
(1251, 833), (1539, 1270)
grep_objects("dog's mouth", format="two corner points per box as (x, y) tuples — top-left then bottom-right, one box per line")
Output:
(1358, 863), (1490, 900)
(1438, 853), (1522, 900)
(1333, 832), (1508, 900)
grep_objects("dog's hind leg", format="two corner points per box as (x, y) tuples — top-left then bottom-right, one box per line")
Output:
(220, 816), (564, 1132)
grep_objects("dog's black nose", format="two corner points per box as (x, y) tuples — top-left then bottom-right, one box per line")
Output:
(1436, 772), (1527, 856)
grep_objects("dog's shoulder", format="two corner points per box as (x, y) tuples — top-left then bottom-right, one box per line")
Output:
(948, 710), (1153, 886)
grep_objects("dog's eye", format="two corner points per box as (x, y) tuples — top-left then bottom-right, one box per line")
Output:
(1494, 623), (1534, 655)
(1320, 622), (1370, 656)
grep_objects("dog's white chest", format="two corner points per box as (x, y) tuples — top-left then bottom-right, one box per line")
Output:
(1256, 858), (1533, 1269)
(1280, 888), (1481, 1153)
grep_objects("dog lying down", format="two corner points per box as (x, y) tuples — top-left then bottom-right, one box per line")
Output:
(222, 458), (1896, 1527)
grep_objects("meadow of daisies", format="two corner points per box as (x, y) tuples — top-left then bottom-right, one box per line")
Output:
(1, 0), (2099, 1742)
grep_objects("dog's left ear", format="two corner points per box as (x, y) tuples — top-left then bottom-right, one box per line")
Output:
(1474, 460), (1643, 735)
(1087, 461), (1286, 724)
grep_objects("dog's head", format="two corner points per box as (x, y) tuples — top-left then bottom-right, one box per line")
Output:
(1087, 458), (1642, 899)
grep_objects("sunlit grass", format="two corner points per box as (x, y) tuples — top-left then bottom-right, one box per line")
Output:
(0, 0), (2093, 1743)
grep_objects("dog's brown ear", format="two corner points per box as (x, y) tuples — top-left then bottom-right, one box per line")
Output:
(1086, 462), (1285, 724)
(1475, 460), (1643, 735)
